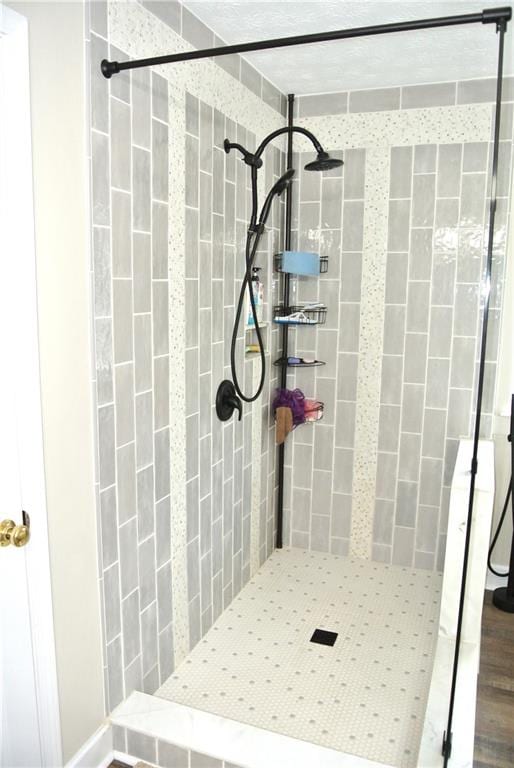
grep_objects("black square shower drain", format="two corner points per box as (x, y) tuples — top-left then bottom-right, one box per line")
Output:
(310, 628), (338, 646)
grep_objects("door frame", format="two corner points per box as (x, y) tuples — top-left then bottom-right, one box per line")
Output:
(0, 6), (62, 765)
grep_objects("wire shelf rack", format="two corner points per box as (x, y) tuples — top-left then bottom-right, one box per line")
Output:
(273, 305), (327, 325)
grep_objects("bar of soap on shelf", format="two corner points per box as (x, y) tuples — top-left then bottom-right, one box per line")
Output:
(281, 250), (320, 276)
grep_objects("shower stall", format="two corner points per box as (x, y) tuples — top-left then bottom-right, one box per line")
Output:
(87, 2), (513, 766)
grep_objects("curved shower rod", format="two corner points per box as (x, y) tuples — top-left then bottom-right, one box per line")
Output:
(100, 6), (511, 79)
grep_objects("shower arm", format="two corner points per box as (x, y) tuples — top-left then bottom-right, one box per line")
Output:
(254, 126), (323, 162)
(243, 126), (324, 231)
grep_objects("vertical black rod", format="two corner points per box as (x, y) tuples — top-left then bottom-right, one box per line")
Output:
(508, 394), (514, 597)
(442, 19), (506, 765)
(276, 93), (295, 549)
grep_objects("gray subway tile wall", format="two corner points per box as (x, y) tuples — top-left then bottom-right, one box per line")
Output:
(284, 126), (509, 569)
(283, 149), (364, 556)
(183, 91), (282, 646)
(295, 76), (514, 118)
(89, 12), (175, 708)
(349, 87), (401, 113)
(374, 137), (508, 569)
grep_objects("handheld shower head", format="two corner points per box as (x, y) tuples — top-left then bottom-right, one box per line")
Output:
(304, 151), (344, 172)
(270, 168), (295, 196)
(258, 169), (295, 226)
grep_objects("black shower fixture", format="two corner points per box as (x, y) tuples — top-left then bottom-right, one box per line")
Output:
(224, 125), (343, 407)
(223, 139), (263, 168)
(305, 151), (344, 172)
(258, 168), (295, 229)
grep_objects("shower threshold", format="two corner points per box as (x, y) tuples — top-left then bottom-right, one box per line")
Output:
(110, 442), (493, 767)
(111, 552), (483, 767)
(156, 548), (440, 767)
(113, 548), (453, 767)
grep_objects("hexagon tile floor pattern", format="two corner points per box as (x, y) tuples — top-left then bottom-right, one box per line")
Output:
(157, 548), (442, 768)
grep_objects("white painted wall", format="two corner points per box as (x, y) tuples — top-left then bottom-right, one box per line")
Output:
(5, 1), (105, 761)
(491, 168), (514, 568)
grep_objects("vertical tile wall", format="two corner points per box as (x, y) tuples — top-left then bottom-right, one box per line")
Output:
(372, 141), (507, 570)
(89, 8), (174, 708)
(284, 83), (512, 571)
(183, 94), (283, 647)
(283, 149), (362, 557)
(87, 0), (286, 714)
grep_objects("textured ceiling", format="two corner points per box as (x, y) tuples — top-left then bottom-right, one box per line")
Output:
(184, 1), (513, 94)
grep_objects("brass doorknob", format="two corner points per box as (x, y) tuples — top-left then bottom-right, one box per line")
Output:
(0, 512), (30, 548)
(0, 520), (15, 546)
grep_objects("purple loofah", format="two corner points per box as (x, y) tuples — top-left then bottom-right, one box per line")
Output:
(272, 388), (306, 427)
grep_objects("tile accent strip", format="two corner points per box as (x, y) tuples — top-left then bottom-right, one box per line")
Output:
(138, 0), (285, 116)
(168, 84), (188, 664)
(351, 148), (390, 558)
(295, 105), (491, 150)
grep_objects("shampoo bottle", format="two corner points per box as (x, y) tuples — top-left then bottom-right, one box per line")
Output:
(246, 267), (264, 327)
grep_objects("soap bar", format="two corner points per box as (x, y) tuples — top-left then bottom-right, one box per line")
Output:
(281, 251), (320, 276)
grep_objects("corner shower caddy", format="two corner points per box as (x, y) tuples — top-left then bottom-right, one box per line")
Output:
(273, 357), (326, 368)
(273, 304), (327, 325)
(273, 249), (327, 426)
(274, 252), (329, 273)
(101, 5), (512, 763)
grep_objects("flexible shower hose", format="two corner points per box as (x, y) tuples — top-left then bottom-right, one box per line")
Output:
(488, 478), (513, 577)
(230, 228), (266, 403)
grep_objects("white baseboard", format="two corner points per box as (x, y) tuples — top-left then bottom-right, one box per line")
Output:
(65, 724), (113, 768)
(485, 564), (509, 591)
(113, 750), (139, 766)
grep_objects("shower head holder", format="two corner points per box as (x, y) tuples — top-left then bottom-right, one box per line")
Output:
(223, 139), (263, 168)
(248, 221), (266, 235)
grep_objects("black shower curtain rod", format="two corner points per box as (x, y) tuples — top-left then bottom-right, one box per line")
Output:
(101, 6), (511, 78)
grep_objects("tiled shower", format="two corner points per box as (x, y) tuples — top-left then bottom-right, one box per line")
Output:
(283, 127), (510, 569)
(87, 0), (287, 710)
(86, 0), (513, 763)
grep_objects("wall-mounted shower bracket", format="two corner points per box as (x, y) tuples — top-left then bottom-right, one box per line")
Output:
(223, 139), (263, 168)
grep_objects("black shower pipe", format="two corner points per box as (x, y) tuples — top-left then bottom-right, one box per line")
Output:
(276, 93), (295, 550)
(442, 16), (507, 766)
(100, 7), (511, 78)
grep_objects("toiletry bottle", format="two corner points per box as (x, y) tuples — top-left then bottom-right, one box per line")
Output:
(254, 267), (264, 324)
(246, 267), (264, 326)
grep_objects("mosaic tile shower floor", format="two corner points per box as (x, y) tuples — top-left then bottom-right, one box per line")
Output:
(156, 548), (442, 768)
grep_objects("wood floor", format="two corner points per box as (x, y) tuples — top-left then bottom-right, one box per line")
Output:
(474, 591), (514, 768)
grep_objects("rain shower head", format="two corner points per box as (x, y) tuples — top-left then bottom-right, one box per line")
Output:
(304, 151), (344, 172)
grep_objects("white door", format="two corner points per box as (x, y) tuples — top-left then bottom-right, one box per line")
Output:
(0, 7), (61, 767)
